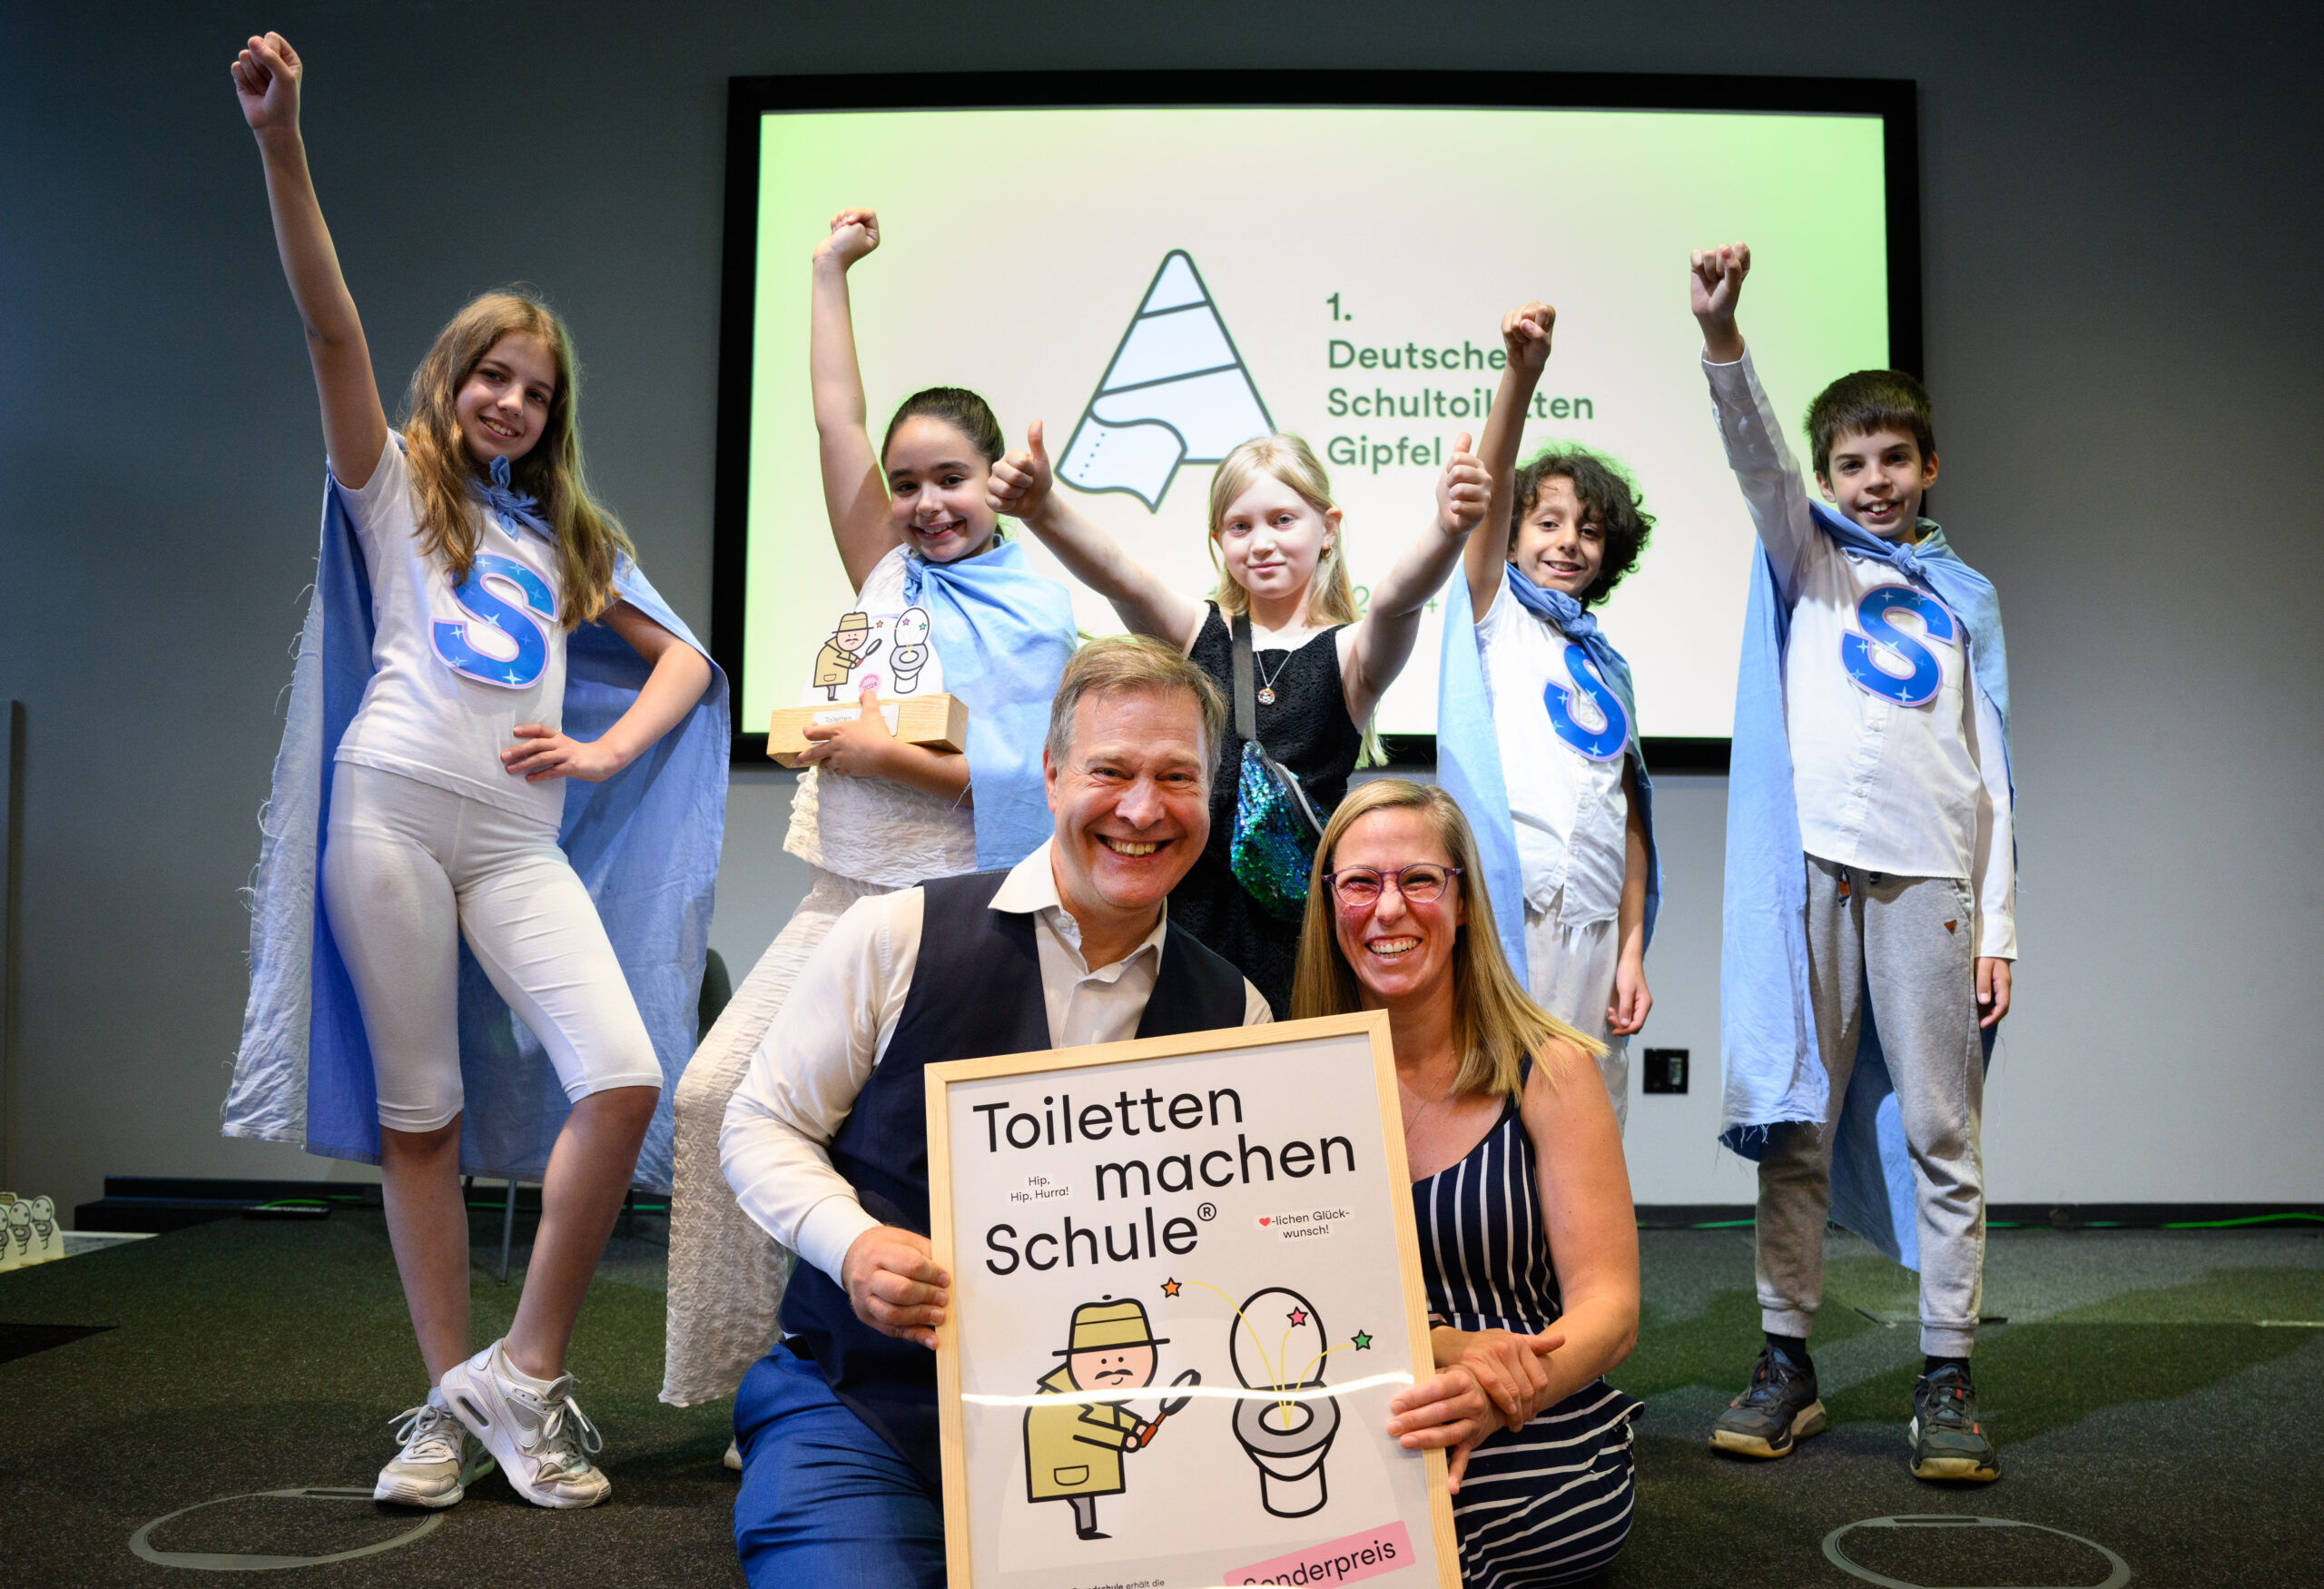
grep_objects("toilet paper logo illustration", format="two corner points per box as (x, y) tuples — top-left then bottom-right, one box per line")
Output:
(1024, 1296), (1201, 1543)
(1058, 251), (1274, 511)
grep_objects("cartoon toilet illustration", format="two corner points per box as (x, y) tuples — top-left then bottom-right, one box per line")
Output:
(26, 1196), (59, 1264)
(812, 610), (881, 700)
(2, 1198), (31, 1271)
(889, 606), (932, 694)
(1229, 1287), (1343, 1518)
(1025, 1297), (1198, 1542)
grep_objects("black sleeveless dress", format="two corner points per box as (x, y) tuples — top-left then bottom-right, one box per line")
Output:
(1171, 604), (1364, 1017)
(1413, 1058), (1640, 1584)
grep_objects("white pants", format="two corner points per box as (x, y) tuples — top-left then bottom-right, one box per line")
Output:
(1522, 903), (1628, 1131)
(320, 764), (662, 1133)
(661, 866), (887, 1406)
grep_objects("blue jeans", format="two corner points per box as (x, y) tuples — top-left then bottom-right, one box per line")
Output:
(734, 1348), (947, 1589)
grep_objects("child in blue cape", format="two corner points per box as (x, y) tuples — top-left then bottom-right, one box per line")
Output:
(1693, 244), (2016, 1483)
(1438, 302), (1659, 1130)
(219, 35), (727, 1512)
(661, 208), (1077, 1422)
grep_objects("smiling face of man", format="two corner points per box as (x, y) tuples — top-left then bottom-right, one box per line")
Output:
(1044, 685), (1212, 943)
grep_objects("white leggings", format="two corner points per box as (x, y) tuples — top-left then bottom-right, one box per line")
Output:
(320, 763), (664, 1133)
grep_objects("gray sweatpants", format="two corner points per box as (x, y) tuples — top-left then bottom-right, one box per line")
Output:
(1756, 856), (1986, 1357)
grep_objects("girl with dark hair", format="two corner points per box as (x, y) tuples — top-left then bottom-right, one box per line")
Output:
(1437, 302), (1661, 1132)
(662, 209), (1076, 1427)
(222, 34), (724, 1511)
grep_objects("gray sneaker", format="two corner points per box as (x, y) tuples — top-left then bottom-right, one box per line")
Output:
(374, 1391), (470, 1508)
(1709, 1345), (1827, 1459)
(1910, 1363), (2000, 1481)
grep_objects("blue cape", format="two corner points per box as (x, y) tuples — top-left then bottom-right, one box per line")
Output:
(902, 537), (1078, 869)
(221, 469), (729, 1189)
(1719, 505), (2011, 1266)
(1436, 563), (1660, 982)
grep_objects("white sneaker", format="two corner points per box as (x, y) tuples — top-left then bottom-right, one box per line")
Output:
(724, 1438), (743, 1472)
(375, 1391), (470, 1508)
(440, 1340), (611, 1509)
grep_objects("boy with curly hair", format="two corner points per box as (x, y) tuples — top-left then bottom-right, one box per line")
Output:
(1438, 301), (1660, 1130)
(1693, 243), (2015, 1483)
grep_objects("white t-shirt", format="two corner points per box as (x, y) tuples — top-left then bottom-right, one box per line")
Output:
(783, 545), (978, 886)
(1704, 353), (2015, 957)
(332, 435), (567, 828)
(1475, 580), (1630, 925)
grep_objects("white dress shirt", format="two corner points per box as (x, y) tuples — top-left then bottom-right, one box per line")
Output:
(1704, 352), (2015, 959)
(720, 840), (1274, 1285)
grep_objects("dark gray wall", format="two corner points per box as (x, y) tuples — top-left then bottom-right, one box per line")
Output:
(4, 2), (2319, 1218)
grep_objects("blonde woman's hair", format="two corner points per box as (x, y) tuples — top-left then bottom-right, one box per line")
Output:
(1206, 434), (1361, 627)
(399, 291), (634, 627)
(1289, 779), (1602, 1100)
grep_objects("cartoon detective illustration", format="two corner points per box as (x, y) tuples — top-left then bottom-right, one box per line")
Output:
(1025, 1297), (1199, 1542)
(812, 610), (881, 699)
(890, 606), (932, 693)
(1228, 1287), (1344, 1518)
(1057, 250), (1274, 510)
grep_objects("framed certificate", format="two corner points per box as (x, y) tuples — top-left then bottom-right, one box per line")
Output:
(926, 1012), (1457, 1588)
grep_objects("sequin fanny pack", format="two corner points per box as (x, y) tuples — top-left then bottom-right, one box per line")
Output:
(1227, 611), (1324, 920)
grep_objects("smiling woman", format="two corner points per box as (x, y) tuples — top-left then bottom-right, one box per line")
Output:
(1291, 778), (1642, 1586)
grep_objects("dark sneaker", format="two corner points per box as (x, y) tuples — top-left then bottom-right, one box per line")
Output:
(1910, 1363), (2000, 1481)
(1709, 1345), (1827, 1459)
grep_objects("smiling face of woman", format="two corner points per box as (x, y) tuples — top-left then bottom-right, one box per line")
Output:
(1327, 806), (1465, 1010)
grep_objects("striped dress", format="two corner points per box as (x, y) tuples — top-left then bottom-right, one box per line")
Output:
(1412, 1064), (1640, 1587)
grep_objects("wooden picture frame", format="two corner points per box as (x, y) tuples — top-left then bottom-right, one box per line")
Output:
(926, 1012), (1459, 1589)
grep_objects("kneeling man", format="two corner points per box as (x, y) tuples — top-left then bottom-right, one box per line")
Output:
(721, 637), (1270, 1586)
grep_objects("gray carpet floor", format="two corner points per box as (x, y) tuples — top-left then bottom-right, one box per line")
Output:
(3, 1210), (2318, 1586)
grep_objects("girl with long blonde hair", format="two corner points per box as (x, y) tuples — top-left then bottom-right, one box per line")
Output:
(1292, 779), (1641, 1585)
(223, 34), (720, 1515)
(991, 425), (1488, 1013)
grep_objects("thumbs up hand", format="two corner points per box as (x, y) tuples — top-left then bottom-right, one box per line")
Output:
(988, 419), (1056, 524)
(1438, 430), (1490, 539)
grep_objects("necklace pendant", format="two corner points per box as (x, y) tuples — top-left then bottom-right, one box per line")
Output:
(1256, 686), (1276, 706)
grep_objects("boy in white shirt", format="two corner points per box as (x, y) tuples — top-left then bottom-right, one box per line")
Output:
(1440, 301), (1658, 1128)
(1694, 244), (2015, 1483)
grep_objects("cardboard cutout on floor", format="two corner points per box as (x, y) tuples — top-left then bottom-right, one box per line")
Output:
(927, 1012), (1457, 1588)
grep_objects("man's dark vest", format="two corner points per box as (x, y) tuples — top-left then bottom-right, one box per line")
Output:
(777, 866), (1249, 1489)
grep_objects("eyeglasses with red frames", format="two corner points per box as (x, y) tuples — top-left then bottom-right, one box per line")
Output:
(1324, 863), (1462, 908)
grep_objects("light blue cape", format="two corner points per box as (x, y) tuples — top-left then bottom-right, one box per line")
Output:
(1720, 504), (2011, 1266)
(221, 470), (729, 1189)
(902, 537), (1078, 869)
(1436, 563), (1660, 982)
